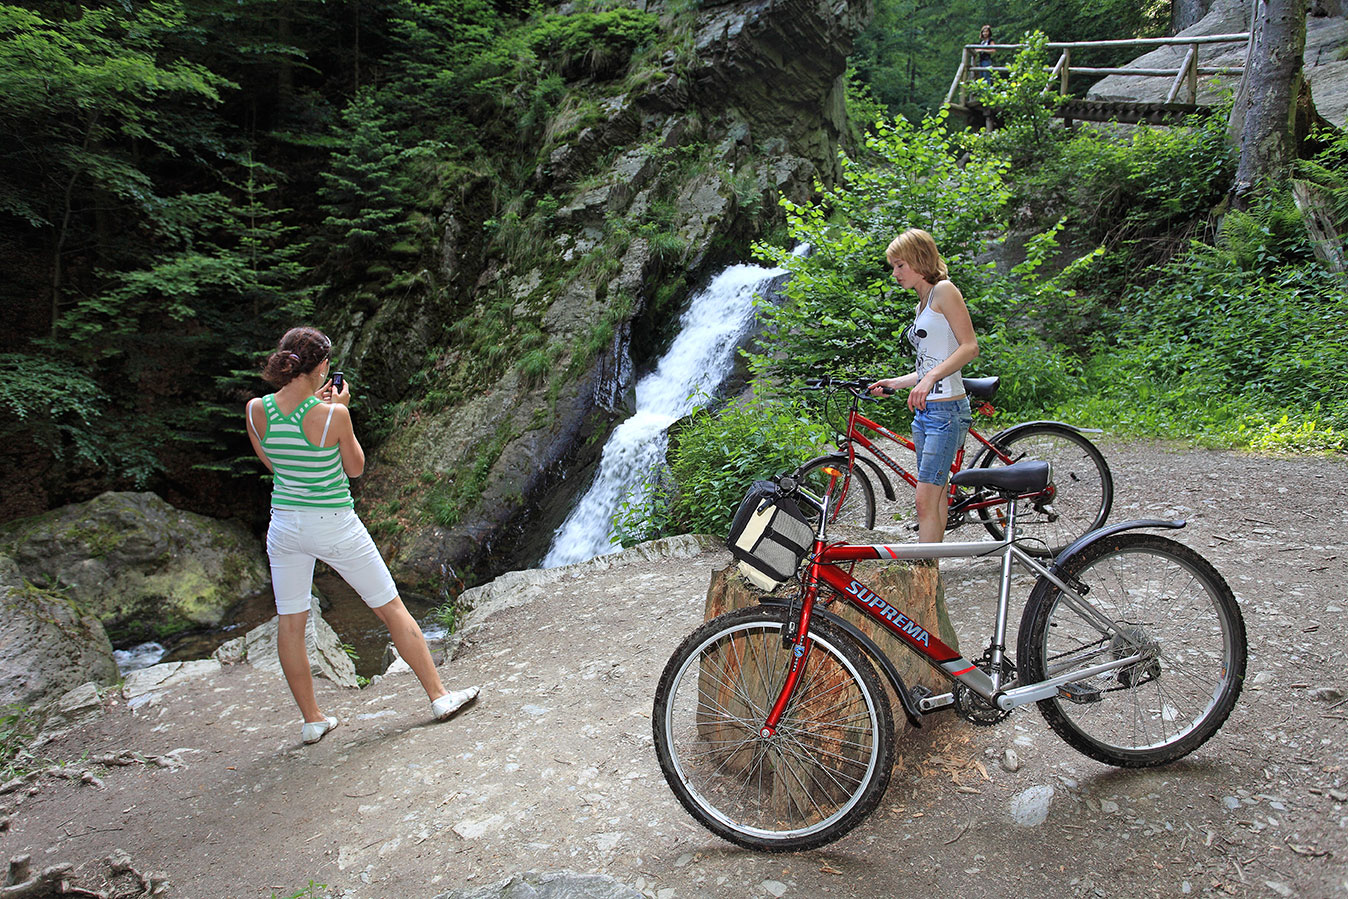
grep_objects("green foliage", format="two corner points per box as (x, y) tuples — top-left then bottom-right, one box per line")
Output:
(429, 601), (460, 635)
(318, 92), (442, 270)
(269, 882), (327, 899)
(1298, 125), (1348, 236)
(623, 395), (830, 541)
(1066, 247), (1348, 445)
(0, 354), (163, 483)
(1242, 412), (1346, 454)
(1020, 112), (1234, 262)
(423, 423), (514, 528)
(962, 32), (1067, 169)
(1214, 192), (1318, 272)
(849, 0), (1169, 120)
(750, 112), (1008, 382)
(527, 9), (659, 80)
(0, 705), (38, 781)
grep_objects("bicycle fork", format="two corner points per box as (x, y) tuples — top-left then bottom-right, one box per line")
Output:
(757, 584), (822, 738)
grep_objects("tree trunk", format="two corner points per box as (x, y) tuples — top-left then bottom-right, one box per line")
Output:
(1229, 0), (1306, 205)
(1171, 0), (1212, 34)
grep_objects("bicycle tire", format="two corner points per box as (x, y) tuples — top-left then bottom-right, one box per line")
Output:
(974, 424), (1112, 556)
(795, 457), (876, 531)
(652, 606), (894, 851)
(1016, 533), (1246, 767)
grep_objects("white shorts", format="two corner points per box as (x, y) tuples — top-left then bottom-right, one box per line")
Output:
(265, 507), (398, 615)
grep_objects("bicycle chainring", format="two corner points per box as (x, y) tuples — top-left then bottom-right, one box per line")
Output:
(952, 654), (1015, 727)
(952, 686), (1010, 726)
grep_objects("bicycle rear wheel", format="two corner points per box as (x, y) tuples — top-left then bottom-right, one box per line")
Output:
(795, 457), (876, 531)
(975, 424), (1112, 556)
(1017, 533), (1246, 767)
(652, 606), (894, 852)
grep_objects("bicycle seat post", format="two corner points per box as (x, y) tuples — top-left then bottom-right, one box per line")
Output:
(988, 489), (1020, 691)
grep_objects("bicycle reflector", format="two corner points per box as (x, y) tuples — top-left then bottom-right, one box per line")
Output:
(819, 467), (842, 478)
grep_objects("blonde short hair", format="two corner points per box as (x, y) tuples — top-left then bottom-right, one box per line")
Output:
(885, 229), (949, 283)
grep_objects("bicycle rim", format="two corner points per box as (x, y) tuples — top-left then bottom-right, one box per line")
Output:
(654, 610), (891, 849)
(978, 426), (1111, 556)
(1024, 535), (1246, 766)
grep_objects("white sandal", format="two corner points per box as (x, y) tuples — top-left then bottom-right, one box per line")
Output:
(301, 715), (339, 744)
(432, 686), (481, 721)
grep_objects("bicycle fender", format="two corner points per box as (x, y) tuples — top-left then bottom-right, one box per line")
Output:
(854, 454), (896, 501)
(797, 451), (896, 501)
(1048, 518), (1186, 574)
(983, 420), (1100, 450)
(760, 599), (924, 729)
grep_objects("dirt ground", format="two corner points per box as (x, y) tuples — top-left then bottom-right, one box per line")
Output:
(2, 441), (1345, 899)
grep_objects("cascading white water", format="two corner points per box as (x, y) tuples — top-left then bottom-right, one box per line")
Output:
(542, 262), (784, 567)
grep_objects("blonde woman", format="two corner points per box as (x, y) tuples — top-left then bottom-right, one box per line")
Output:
(869, 230), (979, 543)
(246, 326), (479, 744)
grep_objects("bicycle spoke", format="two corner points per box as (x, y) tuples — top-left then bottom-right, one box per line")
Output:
(654, 610), (893, 849)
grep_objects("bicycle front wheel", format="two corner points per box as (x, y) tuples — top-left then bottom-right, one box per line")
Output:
(1017, 533), (1246, 767)
(795, 457), (876, 531)
(976, 424), (1112, 556)
(652, 606), (894, 852)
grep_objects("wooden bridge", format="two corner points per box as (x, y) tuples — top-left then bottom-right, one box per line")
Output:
(945, 33), (1253, 125)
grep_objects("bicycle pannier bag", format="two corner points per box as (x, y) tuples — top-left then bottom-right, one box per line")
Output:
(726, 481), (814, 591)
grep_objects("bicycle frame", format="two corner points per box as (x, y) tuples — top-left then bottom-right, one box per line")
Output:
(837, 400), (1054, 518)
(758, 486), (1150, 737)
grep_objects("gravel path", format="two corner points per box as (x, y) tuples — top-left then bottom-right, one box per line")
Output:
(0, 441), (1344, 899)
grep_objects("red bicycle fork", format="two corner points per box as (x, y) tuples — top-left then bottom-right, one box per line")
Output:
(757, 584), (823, 738)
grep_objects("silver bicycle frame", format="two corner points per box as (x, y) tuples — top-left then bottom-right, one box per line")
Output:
(800, 476), (1146, 712)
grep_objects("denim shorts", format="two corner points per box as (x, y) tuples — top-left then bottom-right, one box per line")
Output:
(912, 396), (973, 486)
(265, 507), (398, 615)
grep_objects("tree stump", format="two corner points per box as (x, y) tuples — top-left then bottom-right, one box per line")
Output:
(704, 560), (960, 699)
(691, 561), (961, 818)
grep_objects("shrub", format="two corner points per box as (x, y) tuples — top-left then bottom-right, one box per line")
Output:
(750, 111), (1009, 384)
(661, 395), (831, 538)
(615, 394), (831, 544)
(527, 9), (659, 80)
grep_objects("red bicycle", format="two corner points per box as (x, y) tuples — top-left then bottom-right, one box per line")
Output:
(652, 463), (1245, 851)
(793, 375), (1113, 556)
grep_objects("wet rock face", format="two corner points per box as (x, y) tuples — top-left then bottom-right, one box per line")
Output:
(0, 492), (269, 643)
(347, 0), (873, 590)
(690, 0), (872, 170)
(0, 554), (119, 708)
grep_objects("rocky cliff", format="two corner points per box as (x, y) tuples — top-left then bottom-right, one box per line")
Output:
(330, 0), (873, 592)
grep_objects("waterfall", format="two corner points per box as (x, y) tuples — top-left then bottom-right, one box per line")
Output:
(541, 262), (784, 568)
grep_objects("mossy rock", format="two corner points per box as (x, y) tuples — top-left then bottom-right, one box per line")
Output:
(0, 554), (119, 708)
(0, 492), (269, 643)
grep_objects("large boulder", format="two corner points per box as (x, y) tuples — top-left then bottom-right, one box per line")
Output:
(0, 492), (269, 644)
(214, 605), (360, 689)
(0, 554), (119, 708)
(1087, 0), (1348, 127)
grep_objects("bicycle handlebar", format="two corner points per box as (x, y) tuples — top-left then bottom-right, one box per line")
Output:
(802, 375), (892, 400)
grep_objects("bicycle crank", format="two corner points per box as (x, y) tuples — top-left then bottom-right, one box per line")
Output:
(953, 654), (1015, 726)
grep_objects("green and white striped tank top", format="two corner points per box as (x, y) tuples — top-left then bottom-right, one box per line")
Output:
(257, 395), (354, 510)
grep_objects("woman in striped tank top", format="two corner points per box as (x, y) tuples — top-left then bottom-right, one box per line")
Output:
(247, 327), (479, 744)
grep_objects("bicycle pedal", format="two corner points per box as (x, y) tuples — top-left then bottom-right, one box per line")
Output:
(1058, 682), (1102, 704)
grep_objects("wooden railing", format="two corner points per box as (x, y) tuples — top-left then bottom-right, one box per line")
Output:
(945, 33), (1253, 110)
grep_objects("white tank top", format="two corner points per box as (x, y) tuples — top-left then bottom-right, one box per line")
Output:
(906, 288), (966, 401)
